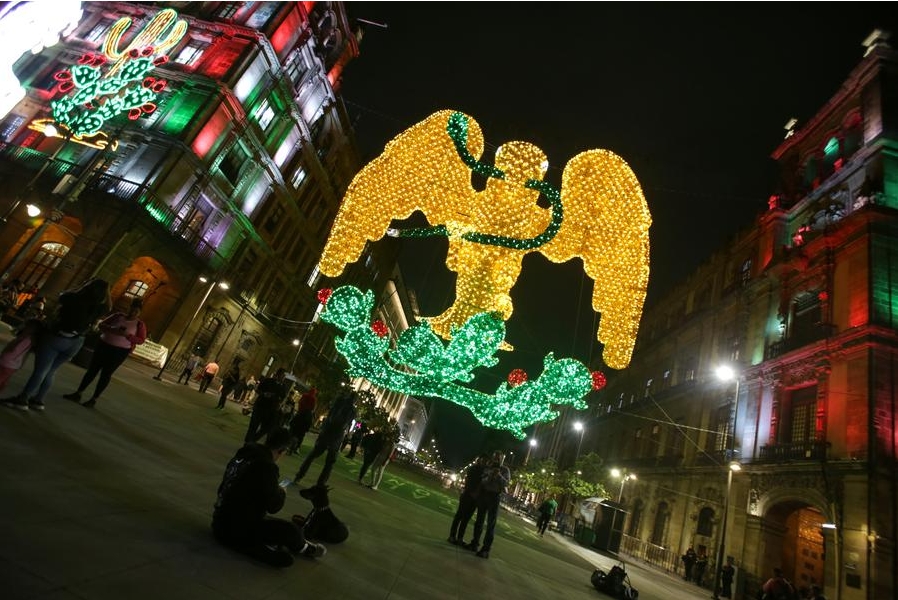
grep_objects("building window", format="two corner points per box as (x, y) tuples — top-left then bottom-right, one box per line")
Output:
(291, 165), (307, 189)
(285, 52), (311, 87)
(650, 501), (670, 546)
(264, 204), (284, 233)
(696, 507), (715, 537)
(219, 144), (249, 185)
(216, 2), (241, 19)
(84, 18), (114, 43)
(123, 280), (149, 300)
(20, 242), (69, 289)
(254, 98), (276, 131)
(627, 499), (643, 537)
(708, 405), (730, 453)
(789, 386), (817, 444)
(193, 314), (223, 357)
(174, 42), (205, 66)
(740, 259), (752, 285)
(790, 292), (822, 346)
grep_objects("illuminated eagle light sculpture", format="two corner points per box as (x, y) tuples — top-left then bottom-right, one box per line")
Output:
(318, 110), (651, 436)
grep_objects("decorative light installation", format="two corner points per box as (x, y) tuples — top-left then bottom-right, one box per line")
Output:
(50, 8), (187, 137)
(320, 285), (602, 439)
(319, 110), (651, 369)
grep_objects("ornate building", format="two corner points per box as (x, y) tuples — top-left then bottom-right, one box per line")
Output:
(0, 2), (370, 384)
(581, 31), (898, 599)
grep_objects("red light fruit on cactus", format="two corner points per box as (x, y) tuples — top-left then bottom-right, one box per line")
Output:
(317, 288), (332, 304)
(507, 368), (528, 387)
(591, 371), (607, 391)
(371, 320), (388, 338)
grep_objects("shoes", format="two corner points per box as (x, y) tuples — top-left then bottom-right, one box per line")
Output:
(299, 486), (318, 500)
(462, 541), (478, 552)
(2, 397), (29, 411)
(82, 399), (97, 408)
(300, 541), (326, 558)
(63, 392), (82, 402)
(476, 549), (490, 559)
(258, 544), (294, 568)
(447, 536), (459, 545)
(28, 399), (45, 411)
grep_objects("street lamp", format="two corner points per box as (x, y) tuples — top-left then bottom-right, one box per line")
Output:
(611, 468), (637, 502)
(713, 363), (741, 600)
(153, 276), (229, 381)
(524, 437), (538, 465)
(573, 421), (585, 460)
(713, 461), (742, 599)
(289, 321), (316, 376)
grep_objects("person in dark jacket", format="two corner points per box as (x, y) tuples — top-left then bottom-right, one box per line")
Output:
(216, 358), (242, 409)
(357, 427), (386, 483)
(292, 388), (357, 488)
(244, 367), (289, 443)
(2, 278), (110, 412)
(212, 427), (325, 567)
(466, 450), (511, 558)
(288, 387), (317, 455)
(448, 454), (488, 545)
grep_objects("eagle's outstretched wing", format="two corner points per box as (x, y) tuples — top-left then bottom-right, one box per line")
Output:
(318, 110), (483, 277)
(538, 150), (651, 370)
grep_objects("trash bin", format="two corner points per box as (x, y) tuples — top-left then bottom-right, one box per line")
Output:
(576, 524), (596, 547)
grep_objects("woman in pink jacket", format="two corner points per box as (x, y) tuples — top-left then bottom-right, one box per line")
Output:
(63, 297), (147, 408)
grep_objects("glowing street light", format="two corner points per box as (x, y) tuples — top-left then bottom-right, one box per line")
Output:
(573, 421), (585, 460)
(713, 461), (742, 600)
(524, 437), (538, 465)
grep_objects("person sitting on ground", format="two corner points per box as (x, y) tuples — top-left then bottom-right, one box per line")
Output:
(212, 427), (325, 567)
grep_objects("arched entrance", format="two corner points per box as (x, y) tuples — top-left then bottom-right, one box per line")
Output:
(762, 501), (827, 593)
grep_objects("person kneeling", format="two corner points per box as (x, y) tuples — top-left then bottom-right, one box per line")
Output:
(212, 428), (326, 567)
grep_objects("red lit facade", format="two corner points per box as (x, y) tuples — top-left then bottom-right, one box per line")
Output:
(555, 32), (898, 599)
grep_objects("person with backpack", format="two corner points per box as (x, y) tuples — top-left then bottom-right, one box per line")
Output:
(465, 450), (510, 559)
(762, 567), (797, 600)
(536, 496), (558, 536)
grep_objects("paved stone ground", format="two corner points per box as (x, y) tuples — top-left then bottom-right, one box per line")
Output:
(0, 326), (712, 600)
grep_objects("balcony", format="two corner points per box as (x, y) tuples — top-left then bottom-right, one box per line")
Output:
(758, 440), (829, 463)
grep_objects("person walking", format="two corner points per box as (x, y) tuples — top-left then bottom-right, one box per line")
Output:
(198, 359), (219, 394)
(367, 436), (397, 490)
(244, 367), (290, 443)
(357, 427), (386, 484)
(178, 352), (202, 385)
(288, 386), (317, 455)
(63, 297), (147, 408)
(292, 388), (357, 488)
(466, 450), (511, 559)
(346, 422), (366, 459)
(681, 545), (697, 582)
(216, 358), (242, 409)
(536, 496), (558, 536)
(720, 557), (736, 598)
(212, 427), (325, 567)
(448, 454), (487, 545)
(2, 278), (110, 412)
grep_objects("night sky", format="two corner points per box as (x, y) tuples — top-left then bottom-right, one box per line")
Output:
(336, 4), (898, 466)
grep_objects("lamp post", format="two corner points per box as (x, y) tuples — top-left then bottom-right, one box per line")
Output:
(153, 276), (229, 381)
(713, 461), (742, 599)
(713, 364), (742, 600)
(524, 437), (538, 465)
(573, 421), (585, 461)
(289, 321), (316, 376)
(607, 468), (637, 552)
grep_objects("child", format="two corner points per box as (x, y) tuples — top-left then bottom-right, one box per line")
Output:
(0, 319), (42, 392)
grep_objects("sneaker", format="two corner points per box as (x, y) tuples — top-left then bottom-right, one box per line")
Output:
(476, 549), (490, 559)
(2, 397), (29, 411)
(447, 536), (459, 545)
(28, 399), (45, 411)
(82, 399), (96, 409)
(300, 541), (326, 559)
(255, 545), (294, 568)
(63, 392), (82, 402)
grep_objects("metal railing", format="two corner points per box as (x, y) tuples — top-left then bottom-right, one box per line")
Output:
(758, 440), (829, 462)
(619, 534), (681, 575)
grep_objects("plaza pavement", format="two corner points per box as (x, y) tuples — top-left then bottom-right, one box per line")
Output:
(0, 327), (711, 600)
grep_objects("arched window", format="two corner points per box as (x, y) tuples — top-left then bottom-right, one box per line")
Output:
(651, 501), (670, 546)
(697, 506), (715, 536)
(628, 499), (644, 537)
(20, 242), (69, 289)
(193, 314), (223, 357)
(123, 279), (149, 300)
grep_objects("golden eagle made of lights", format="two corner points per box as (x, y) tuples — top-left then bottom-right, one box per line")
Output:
(319, 110), (651, 370)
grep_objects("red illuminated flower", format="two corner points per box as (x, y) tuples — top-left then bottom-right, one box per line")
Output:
(591, 371), (607, 391)
(507, 368), (528, 387)
(317, 288), (332, 304)
(371, 320), (388, 338)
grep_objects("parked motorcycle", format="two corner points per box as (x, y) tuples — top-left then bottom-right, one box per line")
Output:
(591, 562), (639, 599)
